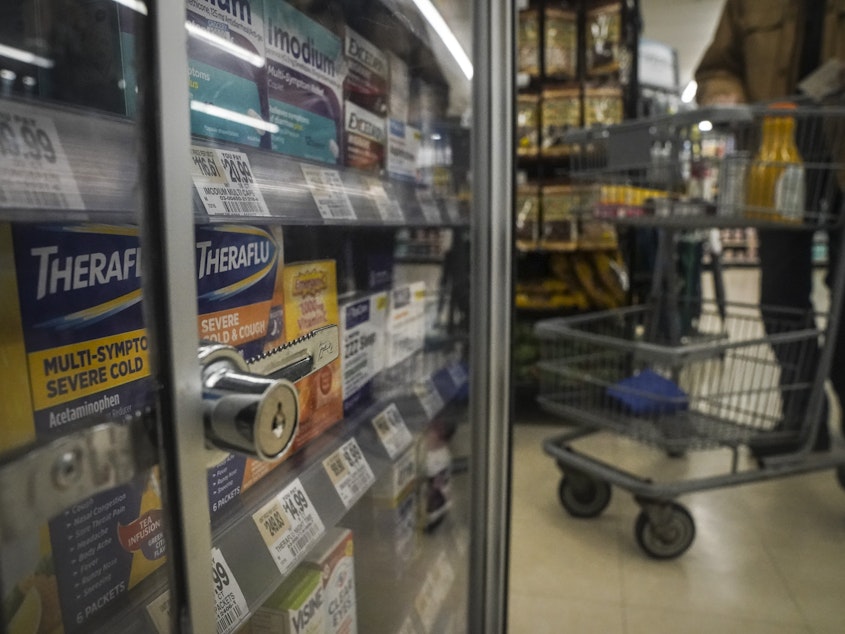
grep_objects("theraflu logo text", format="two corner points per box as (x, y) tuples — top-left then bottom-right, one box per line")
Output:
(31, 245), (141, 300)
(201, 0), (252, 24)
(194, 226), (278, 304)
(267, 20), (337, 78)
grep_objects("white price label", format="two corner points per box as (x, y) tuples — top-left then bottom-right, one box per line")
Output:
(445, 198), (462, 223)
(323, 438), (375, 508)
(253, 479), (325, 576)
(415, 378), (445, 419)
(367, 177), (404, 221)
(371, 403), (413, 459)
(447, 363), (468, 389)
(212, 548), (248, 634)
(0, 104), (84, 210)
(146, 591), (171, 634)
(191, 146), (270, 216)
(416, 189), (441, 223)
(301, 165), (356, 219)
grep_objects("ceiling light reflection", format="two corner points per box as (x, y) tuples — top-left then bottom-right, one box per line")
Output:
(185, 22), (265, 68)
(410, 0), (473, 80)
(190, 100), (279, 134)
(0, 43), (54, 69)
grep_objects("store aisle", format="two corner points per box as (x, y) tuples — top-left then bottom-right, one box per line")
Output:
(507, 266), (845, 633)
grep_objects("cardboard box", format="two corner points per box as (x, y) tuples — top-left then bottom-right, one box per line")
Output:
(0, 223), (164, 634)
(186, 0), (269, 147)
(194, 224), (290, 518)
(246, 566), (326, 634)
(344, 27), (388, 117)
(343, 100), (386, 173)
(386, 119), (421, 183)
(304, 528), (357, 634)
(385, 282), (426, 368)
(340, 292), (388, 415)
(283, 260), (344, 451)
(264, 0), (345, 163)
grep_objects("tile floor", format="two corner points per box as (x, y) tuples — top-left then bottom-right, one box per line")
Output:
(507, 269), (845, 633)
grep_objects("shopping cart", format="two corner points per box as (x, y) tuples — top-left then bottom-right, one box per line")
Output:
(536, 102), (845, 559)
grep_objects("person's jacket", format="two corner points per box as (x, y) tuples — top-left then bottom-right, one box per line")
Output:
(695, 0), (845, 105)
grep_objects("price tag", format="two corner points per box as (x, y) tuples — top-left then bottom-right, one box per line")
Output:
(444, 198), (462, 223)
(211, 548), (248, 634)
(447, 362), (468, 389)
(0, 103), (84, 209)
(301, 165), (356, 220)
(253, 479), (325, 576)
(323, 438), (375, 508)
(191, 146), (270, 216)
(371, 403), (413, 459)
(367, 177), (404, 221)
(416, 189), (442, 223)
(146, 591), (171, 634)
(415, 378), (445, 419)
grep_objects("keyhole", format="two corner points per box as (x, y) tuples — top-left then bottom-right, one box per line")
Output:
(272, 402), (286, 439)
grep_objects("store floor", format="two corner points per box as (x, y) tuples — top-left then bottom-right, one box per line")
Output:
(507, 269), (845, 634)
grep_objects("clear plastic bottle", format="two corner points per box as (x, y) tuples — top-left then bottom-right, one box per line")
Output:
(746, 103), (805, 223)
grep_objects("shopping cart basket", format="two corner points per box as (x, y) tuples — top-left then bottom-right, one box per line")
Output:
(537, 103), (845, 559)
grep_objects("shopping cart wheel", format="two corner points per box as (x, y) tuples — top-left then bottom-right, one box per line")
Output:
(836, 466), (845, 491)
(558, 474), (612, 518)
(634, 502), (695, 559)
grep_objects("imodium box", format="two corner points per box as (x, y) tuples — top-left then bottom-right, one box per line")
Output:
(282, 260), (343, 452)
(264, 0), (345, 163)
(245, 566), (326, 634)
(0, 223), (165, 634)
(303, 528), (357, 634)
(340, 292), (387, 415)
(186, 0), (269, 147)
(194, 224), (291, 518)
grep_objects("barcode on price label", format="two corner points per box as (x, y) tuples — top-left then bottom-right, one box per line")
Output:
(211, 547), (248, 634)
(191, 146), (270, 217)
(253, 479), (325, 576)
(372, 403), (413, 459)
(146, 591), (171, 634)
(301, 165), (357, 220)
(0, 103), (84, 210)
(323, 438), (375, 508)
(367, 177), (405, 221)
(416, 189), (441, 223)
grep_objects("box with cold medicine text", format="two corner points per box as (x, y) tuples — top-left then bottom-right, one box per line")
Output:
(0, 223), (165, 634)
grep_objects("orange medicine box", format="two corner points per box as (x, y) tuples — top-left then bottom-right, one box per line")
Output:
(282, 260), (344, 452)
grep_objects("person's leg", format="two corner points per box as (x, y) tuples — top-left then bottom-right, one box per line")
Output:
(757, 228), (821, 436)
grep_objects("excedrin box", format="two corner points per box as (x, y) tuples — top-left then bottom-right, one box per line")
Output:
(186, 0), (269, 147)
(340, 292), (387, 415)
(344, 100), (386, 173)
(303, 528), (357, 634)
(282, 260), (343, 451)
(264, 0), (345, 164)
(194, 225), (290, 518)
(0, 223), (165, 634)
(245, 566), (326, 634)
(344, 27), (388, 117)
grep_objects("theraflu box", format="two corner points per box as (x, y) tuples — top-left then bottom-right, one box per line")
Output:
(282, 260), (343, 451)
(344, 28), (388, 117)
(0, 223), (165, 634)
(186, 0), (269, 147)
(264, 0), (345, 163)
(194, 224), (291, 518)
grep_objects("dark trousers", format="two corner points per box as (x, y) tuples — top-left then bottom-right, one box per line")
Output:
(758, 223), (845, 433)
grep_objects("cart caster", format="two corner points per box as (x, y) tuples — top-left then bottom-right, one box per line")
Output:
(836, 466), (845, 491)
(634, 501), (695, 559)
(558, 473), (611, 518)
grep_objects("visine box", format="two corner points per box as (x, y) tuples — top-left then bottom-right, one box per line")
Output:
(304, 528), (357, 634)
(186, 0), (269, 147)
(245, 566), (326, 634)
(264, 0), (345, 164)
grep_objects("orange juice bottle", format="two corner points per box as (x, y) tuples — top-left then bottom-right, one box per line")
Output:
(746, 103), (805, 223)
